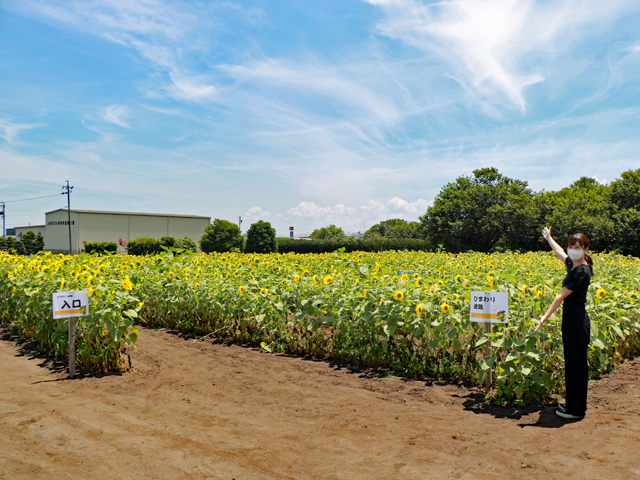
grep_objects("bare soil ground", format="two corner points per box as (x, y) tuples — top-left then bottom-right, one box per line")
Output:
(1, 326), (639, 480)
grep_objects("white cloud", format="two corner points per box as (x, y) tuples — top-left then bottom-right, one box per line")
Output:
(287, 202), (357, 220)
(220, 59), (399, 123)
(387, 196), (430, 213)
(245, 206), (271, 217)
(0, 118), (41, 144)
(285, 197), (430, 232)
(103, 105), (130, 128)
(365, 0), (637, 112)
(18, 0), (219, 102)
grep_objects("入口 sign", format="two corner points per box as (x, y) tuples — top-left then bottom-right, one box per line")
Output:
(469, 291), (508, 323)
(52, 290), (89, 319)
(52, 290), (89, 378)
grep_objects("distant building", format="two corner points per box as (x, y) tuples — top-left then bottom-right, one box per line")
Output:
(346, 231), (364, 240)
(45, 209), (210, 254)
(293, 233), (312, 240)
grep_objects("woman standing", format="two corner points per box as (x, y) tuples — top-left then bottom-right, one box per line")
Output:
(535, 227), (593, 419)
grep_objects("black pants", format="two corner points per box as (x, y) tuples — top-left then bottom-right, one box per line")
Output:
(562, 306), (591, 416)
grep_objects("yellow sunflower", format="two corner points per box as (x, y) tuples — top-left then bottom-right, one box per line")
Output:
(441, 303), (450, 313)
(415, 304), (423, 316)
(596, 288), (605, 299)
(324, 275), (333, 285)
(394, 290), (404, 301)
(238, 285), (245, 293)
(313, 276), (321, 286)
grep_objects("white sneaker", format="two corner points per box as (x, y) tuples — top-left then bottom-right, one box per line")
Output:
(556, 410), (584, 419)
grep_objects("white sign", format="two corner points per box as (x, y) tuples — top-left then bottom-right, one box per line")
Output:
(52, 290), (89, 319)
(469, 291), (508, 323)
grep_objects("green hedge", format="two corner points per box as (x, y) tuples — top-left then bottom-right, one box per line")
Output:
(276, 237), (434, 254)
(84, 241), (118, 255)
(126, 237), (197, 255)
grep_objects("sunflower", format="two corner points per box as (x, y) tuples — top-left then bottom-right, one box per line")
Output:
(596, 288), (605, 299)
(394, 290), (404, 301)
(282, 279), (289, 286)
(324, 275), (333, 285)
(238, 285), (245, 293)
(294, 274), (301, 285)
(454, 274), (461, 283)
(121, 275), (133, 291)
(375, 263), (381, 273)
(88, 287), (94, 297)
(168, 272), (174, 278)
(415, 304), (423, 316)
(521, 284), (527, 296)
(101, 329), (108, 336)
(363, 289), (367, 298)
(401, 274), (408, 281)
(313, 276), (321, 286)
(441, 303), (450, 313)
(415, 278), (422, 287)
(487, 274), (494, 288)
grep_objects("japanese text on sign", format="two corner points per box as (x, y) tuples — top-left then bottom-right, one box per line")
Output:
(52, 291), (89, 319)
(469, 291), (508, 323)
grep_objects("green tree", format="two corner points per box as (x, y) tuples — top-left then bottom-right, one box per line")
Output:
(310, 224), (346, 240)
(420, 167), (536, 253)
(537, 177), (614, 252)
(0, 236), (26, 255)
(200, 219), (243, 253)
(20, 231), (44, 255)
(607, 168), (640, 256)
(245, 220), (277, 254)
(364, 219), (422, 240)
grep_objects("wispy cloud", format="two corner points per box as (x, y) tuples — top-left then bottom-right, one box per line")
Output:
(365, 0), (638, 112)
(0, 118), (41, 144)
(17, 0), (219, 102)
(103, 105), (130, 128)
(221, 59), (399, 123)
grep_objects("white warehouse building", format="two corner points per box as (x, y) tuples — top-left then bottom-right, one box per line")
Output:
(45, 209), (211, 254)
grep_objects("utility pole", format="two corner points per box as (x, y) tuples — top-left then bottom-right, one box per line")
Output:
(0, 203), (4, 238)
(238, 216), (242, 232)
(62, 181), (74, 255)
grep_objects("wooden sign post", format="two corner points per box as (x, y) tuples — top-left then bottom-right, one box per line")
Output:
(470, 291), (509, 394)
(52, 290), (89, 378)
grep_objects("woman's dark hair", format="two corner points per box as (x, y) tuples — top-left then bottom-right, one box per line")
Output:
(567, 233), (594, 277)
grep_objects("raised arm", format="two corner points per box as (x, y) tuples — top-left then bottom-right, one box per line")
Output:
(542, 227), (567, 263)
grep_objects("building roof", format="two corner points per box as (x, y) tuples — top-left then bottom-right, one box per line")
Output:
(13, 225), (46, 229)
(45, 208), (210, 219)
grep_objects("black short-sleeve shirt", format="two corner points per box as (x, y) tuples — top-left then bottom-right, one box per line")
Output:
(562, 257), (591, 306)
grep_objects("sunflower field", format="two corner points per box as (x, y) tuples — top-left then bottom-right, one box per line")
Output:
(1, 249), (639, 404)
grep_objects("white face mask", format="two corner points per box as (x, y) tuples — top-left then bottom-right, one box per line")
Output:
(567, 248), (583, 261)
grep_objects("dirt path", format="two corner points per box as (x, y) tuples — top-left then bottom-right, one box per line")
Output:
(1, 327), (639, 480)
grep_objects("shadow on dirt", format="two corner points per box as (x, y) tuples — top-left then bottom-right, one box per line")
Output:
(0, 326), (113, 382)
(456, 391), (574, 428)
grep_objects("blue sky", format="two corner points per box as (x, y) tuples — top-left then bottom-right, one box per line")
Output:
(1, 0), (640, 236)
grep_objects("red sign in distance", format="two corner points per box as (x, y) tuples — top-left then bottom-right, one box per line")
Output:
(289, 226), (294, 230)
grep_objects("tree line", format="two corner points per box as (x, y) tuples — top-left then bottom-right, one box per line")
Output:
(292, 167), (640, 256)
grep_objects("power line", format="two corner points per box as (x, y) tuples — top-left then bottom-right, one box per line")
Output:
(0, 193), (61, 203)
